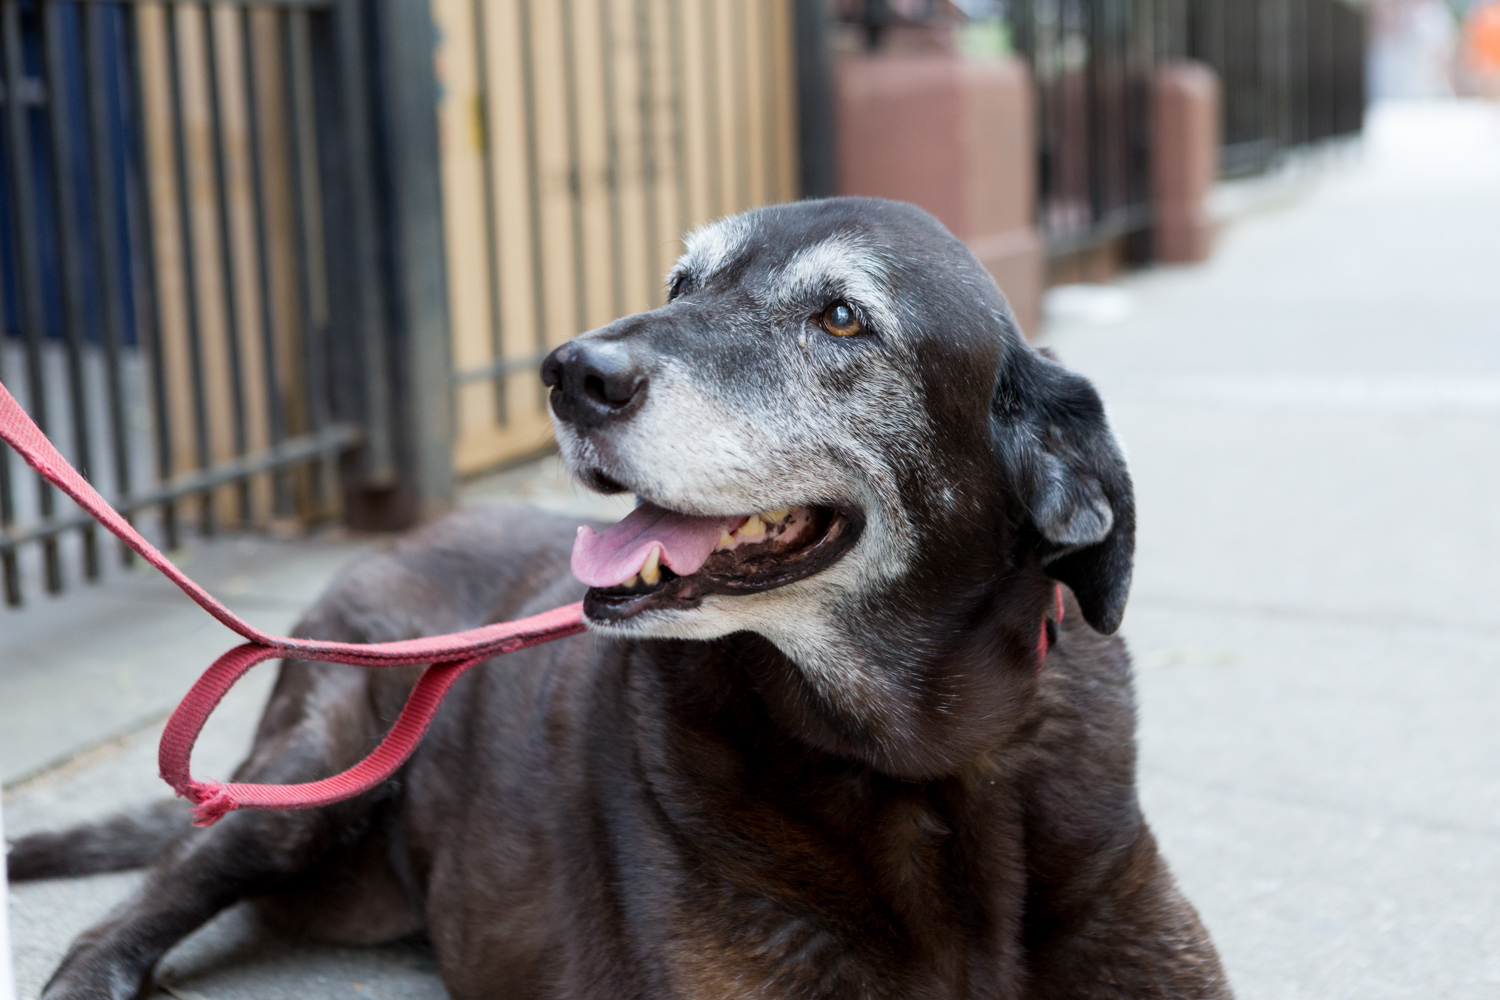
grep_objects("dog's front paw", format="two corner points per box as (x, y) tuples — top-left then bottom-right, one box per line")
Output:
(40, 937), (154, 1000)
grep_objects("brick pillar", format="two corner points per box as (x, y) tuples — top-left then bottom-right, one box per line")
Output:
(1152, 62), (1221, 264)
(835, 55), (1043, 338)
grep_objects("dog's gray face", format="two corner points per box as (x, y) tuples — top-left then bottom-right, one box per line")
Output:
(544, 198), (1133, 716)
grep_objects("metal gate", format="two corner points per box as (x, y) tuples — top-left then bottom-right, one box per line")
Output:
(0, 0), (447, 607)
(433, 0), (802, 474)
(1009, 0), (1156, 259)
(1188, 0), (1367, 177)
(1010, 0), (1367, 257)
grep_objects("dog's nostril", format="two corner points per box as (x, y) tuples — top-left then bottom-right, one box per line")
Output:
(584, 374), (610, 404)
(542, 340), (645, 424)
(584, 370), (643, 409)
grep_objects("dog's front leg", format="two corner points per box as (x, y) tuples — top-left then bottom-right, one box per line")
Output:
(39, 804), (333, 999)
(1023, 826), (1232, 1000)
(37, 660), (402, 1000)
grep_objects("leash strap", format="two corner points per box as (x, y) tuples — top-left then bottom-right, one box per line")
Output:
(2, 379), (1063, 826)
(0, 380), (585, 826)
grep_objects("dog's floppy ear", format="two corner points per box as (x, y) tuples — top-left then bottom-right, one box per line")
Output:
(994, 352), (1135, 634)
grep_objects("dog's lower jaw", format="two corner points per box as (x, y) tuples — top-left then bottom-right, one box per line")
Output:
(584, 533), (1052, 780)
(578, 499), (897, 633)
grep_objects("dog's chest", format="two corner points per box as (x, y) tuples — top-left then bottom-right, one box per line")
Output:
(658, 891), (1023, 1000)
(643, 795), (1027, 999)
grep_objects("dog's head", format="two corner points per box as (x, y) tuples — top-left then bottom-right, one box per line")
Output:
(545, 199), (1132, 748)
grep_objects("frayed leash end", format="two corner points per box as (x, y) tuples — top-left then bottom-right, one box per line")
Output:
(185, 781), (237, 828)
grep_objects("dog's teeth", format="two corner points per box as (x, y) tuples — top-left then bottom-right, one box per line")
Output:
(716, 530), (734, 550)
(624, 574), (639, 588)
(763, 508), (790, 523)
(640, 546), (661, 586)
(737, 514), (766, 539)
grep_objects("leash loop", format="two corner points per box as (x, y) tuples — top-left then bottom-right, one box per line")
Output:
(0, 380), (585, 825)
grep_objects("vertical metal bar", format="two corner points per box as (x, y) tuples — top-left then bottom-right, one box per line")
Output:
(1084, 0), (1100, 228)
(332, 0), (395, 487)
(165, 2), (216, 535)
(202, 4), (250, 524)
(43, 0), (99, 581)
(239, 6), (291, 517)
(1085, 0), (1103, 230)
(283, 7), (335, 514)
(83, 2), (137, 565)
(792, 0), (834, 199)
(730, 0), (749, 211)
(372, 0), (454, 523)
(237, 9), (289, 515)
(634, 0), (661, 300)
(518, 0), (550, 405)
(559, 0), (589, 334)
(759, 0), (777, 206)
(597, 0), (626, 320)
(0, 0), (19, 600)
(0, 337), (19, 603)
(471, 0), (508, 425)
(3, 0), (63, 593)
(123, 2), (179, 550)
(666, 0), (689, 238)
(699, 0), (721, 217)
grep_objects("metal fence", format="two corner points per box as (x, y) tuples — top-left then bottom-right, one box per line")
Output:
(1017, 0), (1365, 256)
(1009, 0), (1156, 258)
(3, 0), (1367, 608)
(1187, 0), (1367, 177)
(1022, 0), (1366, 255)
(0, 0), (449, 607)
(0, 0), (799, 610)
(835, 0), (1367, 258)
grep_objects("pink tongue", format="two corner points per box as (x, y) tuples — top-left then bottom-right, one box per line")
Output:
(571, 502), (742, 588)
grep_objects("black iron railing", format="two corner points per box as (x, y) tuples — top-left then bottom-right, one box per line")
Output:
(1191, 0), (1367, 177)
(1008, 0), (1157, 258)
(833, 0), (1368, 257)
(1014, 0), (1367, 254)
(0, 0), (394, 607)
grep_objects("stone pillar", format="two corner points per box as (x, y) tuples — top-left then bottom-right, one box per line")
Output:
(1152, 61), (1221, 264)
(835, 55), (1043, 338)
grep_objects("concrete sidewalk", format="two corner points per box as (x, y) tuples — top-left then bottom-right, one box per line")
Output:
(1042, 100), (1500, 999)
(7, 99), (1499, 999)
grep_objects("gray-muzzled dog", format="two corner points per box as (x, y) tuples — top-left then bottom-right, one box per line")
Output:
(11, 197), (1231, 999)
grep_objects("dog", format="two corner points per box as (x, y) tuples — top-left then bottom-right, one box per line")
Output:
(10, 197), (1231, 999)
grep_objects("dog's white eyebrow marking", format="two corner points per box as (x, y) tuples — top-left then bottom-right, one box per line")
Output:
(775, 233), (901, 336)
(670, 214), (755, 287)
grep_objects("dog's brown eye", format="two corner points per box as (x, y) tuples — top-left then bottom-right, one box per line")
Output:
(821, 302), (862, 337)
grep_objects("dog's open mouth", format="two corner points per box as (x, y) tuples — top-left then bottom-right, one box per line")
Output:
(573, 502), (861, 621)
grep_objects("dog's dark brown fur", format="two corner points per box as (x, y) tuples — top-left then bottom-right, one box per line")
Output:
(11, 199), (1231, 999)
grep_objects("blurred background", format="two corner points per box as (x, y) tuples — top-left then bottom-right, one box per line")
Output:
(2, 1), (1498, 998)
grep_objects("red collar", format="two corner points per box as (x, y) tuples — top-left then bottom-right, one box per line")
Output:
(1037, 583), (1065, 665)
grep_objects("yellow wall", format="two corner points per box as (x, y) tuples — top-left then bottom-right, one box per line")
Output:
(434, 0), (801, 475)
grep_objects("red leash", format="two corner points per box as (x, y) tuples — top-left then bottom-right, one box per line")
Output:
(0, 380), (584, 826)
(2, 379), (1061, 827)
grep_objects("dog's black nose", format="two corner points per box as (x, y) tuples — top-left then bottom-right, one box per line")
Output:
(541, 340), (648, 427)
